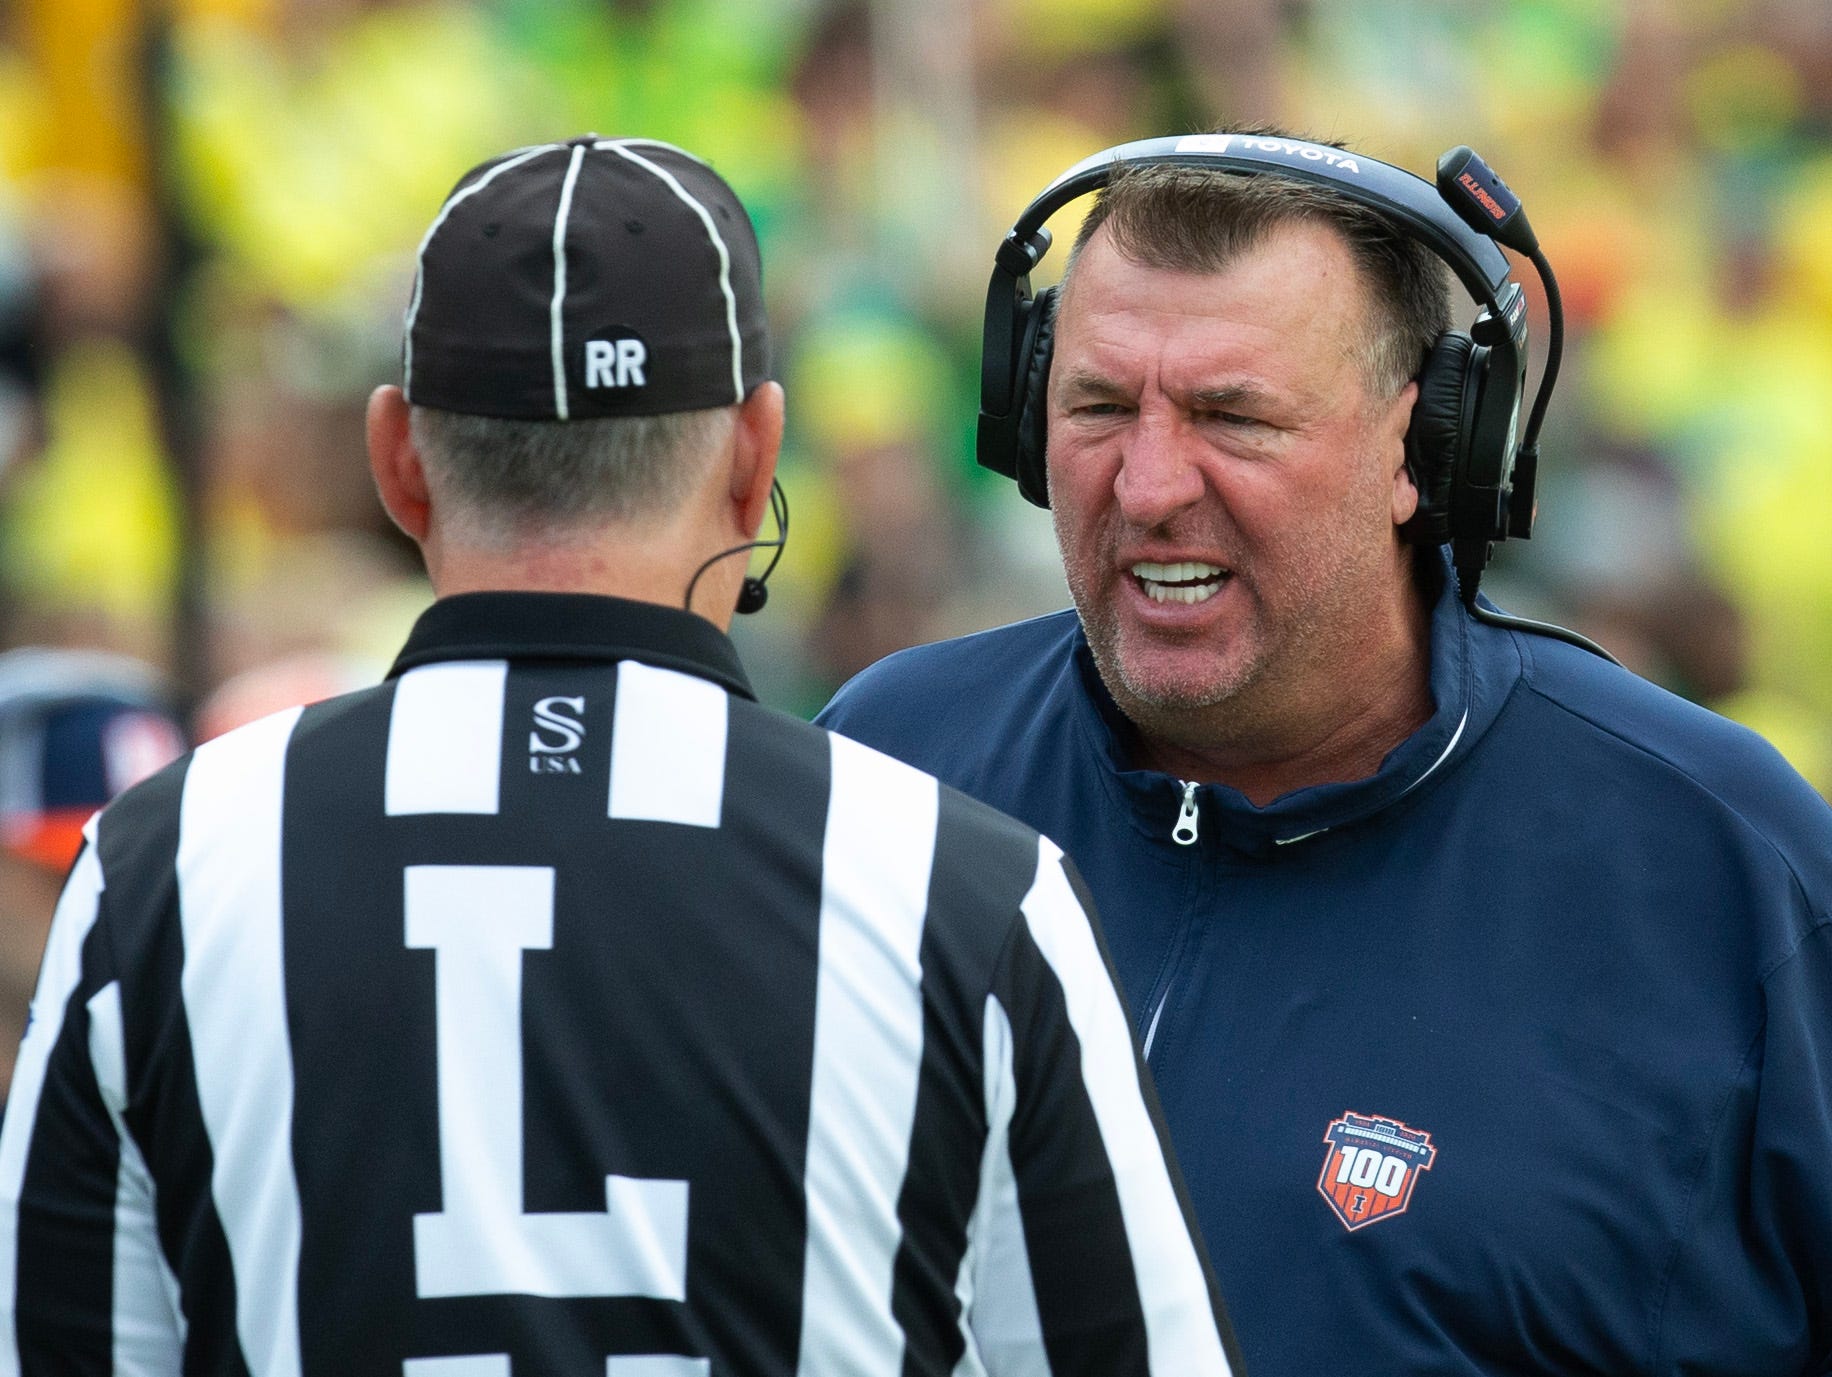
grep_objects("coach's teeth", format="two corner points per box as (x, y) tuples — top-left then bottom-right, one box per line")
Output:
(1132, 561), (1223, 583)
(1143, 582), (1220, 604)
(1132, 561), (1226, 604)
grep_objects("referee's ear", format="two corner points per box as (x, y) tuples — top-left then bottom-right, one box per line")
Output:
(367, 385), (432, 545)
(728, 381), (784, 541)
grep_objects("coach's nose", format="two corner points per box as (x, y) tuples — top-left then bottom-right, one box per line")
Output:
(1114, 410), (1205, 530)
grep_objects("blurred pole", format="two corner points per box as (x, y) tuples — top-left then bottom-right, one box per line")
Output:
(867, 0), (981, 293)
(15, 0), (208, 725)
(139, 0), (210, 728)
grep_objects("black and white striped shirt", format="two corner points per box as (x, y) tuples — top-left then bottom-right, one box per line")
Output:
(0, 592), (1240, 1376)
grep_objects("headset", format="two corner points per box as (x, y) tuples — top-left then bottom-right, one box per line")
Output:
(978, 132), (1617, 663)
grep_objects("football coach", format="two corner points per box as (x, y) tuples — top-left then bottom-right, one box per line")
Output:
(0, 136), (1242, 1375)
(820, 125), (1832, 1375)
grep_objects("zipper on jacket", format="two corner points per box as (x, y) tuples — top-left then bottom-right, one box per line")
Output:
(1172, 779), (1200, 845)
(1144, 782), (1203, 1061)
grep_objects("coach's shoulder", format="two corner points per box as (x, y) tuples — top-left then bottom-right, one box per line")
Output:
(1517, 630), (1832, 863)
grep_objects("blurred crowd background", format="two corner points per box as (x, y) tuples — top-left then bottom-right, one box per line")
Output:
(0, 0), (1829, 781)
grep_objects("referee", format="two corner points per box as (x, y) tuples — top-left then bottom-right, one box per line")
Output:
(0, 137), (1242, 1375)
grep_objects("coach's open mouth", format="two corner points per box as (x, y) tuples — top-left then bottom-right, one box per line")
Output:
(1131, 561), (1229, 605)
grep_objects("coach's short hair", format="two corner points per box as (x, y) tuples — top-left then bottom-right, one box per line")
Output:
(1065, 128), (1454, 398)
(409, 404), (735, 547)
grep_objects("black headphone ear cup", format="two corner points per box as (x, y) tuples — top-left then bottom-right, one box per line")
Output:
(1012, 286), (1058, 509)
(1403, 332), (1478, 545)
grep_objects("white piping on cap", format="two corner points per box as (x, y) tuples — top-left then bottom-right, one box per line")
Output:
(402, 143), (561, 400)
(593, 136), (711, 168)
(601, 140), (745, 403)
(549, 143), (589, 420)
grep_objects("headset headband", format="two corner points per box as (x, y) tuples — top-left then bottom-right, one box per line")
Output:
(1002, 133), (1514, 310)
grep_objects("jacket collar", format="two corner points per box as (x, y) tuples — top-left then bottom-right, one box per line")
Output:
(1070, 552), (1519, 854)
(388, 591), (756, 700)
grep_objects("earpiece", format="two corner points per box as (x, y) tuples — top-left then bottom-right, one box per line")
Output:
(1009, 286), (1060, 509)
(1403, 332), (1481, 546)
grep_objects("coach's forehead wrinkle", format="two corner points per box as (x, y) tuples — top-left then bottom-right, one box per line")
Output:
(1054, 366), (1132, 399)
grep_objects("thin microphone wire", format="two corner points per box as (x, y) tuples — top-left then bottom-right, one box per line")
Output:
(683, 478), (789, 614)
(1465, 601), (1621, 666)
(1453, 244), (1618, 666)
(1520, 246), (1562, 454)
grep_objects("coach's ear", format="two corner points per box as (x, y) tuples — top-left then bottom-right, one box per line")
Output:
(1386, 378), (1422, 530)
(367, 385), (432, 544)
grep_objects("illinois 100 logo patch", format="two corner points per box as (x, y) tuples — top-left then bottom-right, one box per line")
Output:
(1317, 1111), (1437, 1232)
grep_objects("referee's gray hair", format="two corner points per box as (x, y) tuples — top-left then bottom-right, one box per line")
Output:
(409, 404), (735, 547)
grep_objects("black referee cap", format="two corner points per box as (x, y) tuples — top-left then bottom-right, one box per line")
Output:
(403, 136), (770, 421)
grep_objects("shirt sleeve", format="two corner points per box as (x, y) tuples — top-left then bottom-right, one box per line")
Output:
(1649, 911), (1832, 1376)
(0, 835), (184, 1376)
(963, 837), (1243, 1376)
(1753, 922), (1832, 1377)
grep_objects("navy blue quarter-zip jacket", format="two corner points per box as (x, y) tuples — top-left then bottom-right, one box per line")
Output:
(818, 563), (1832, 1376)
